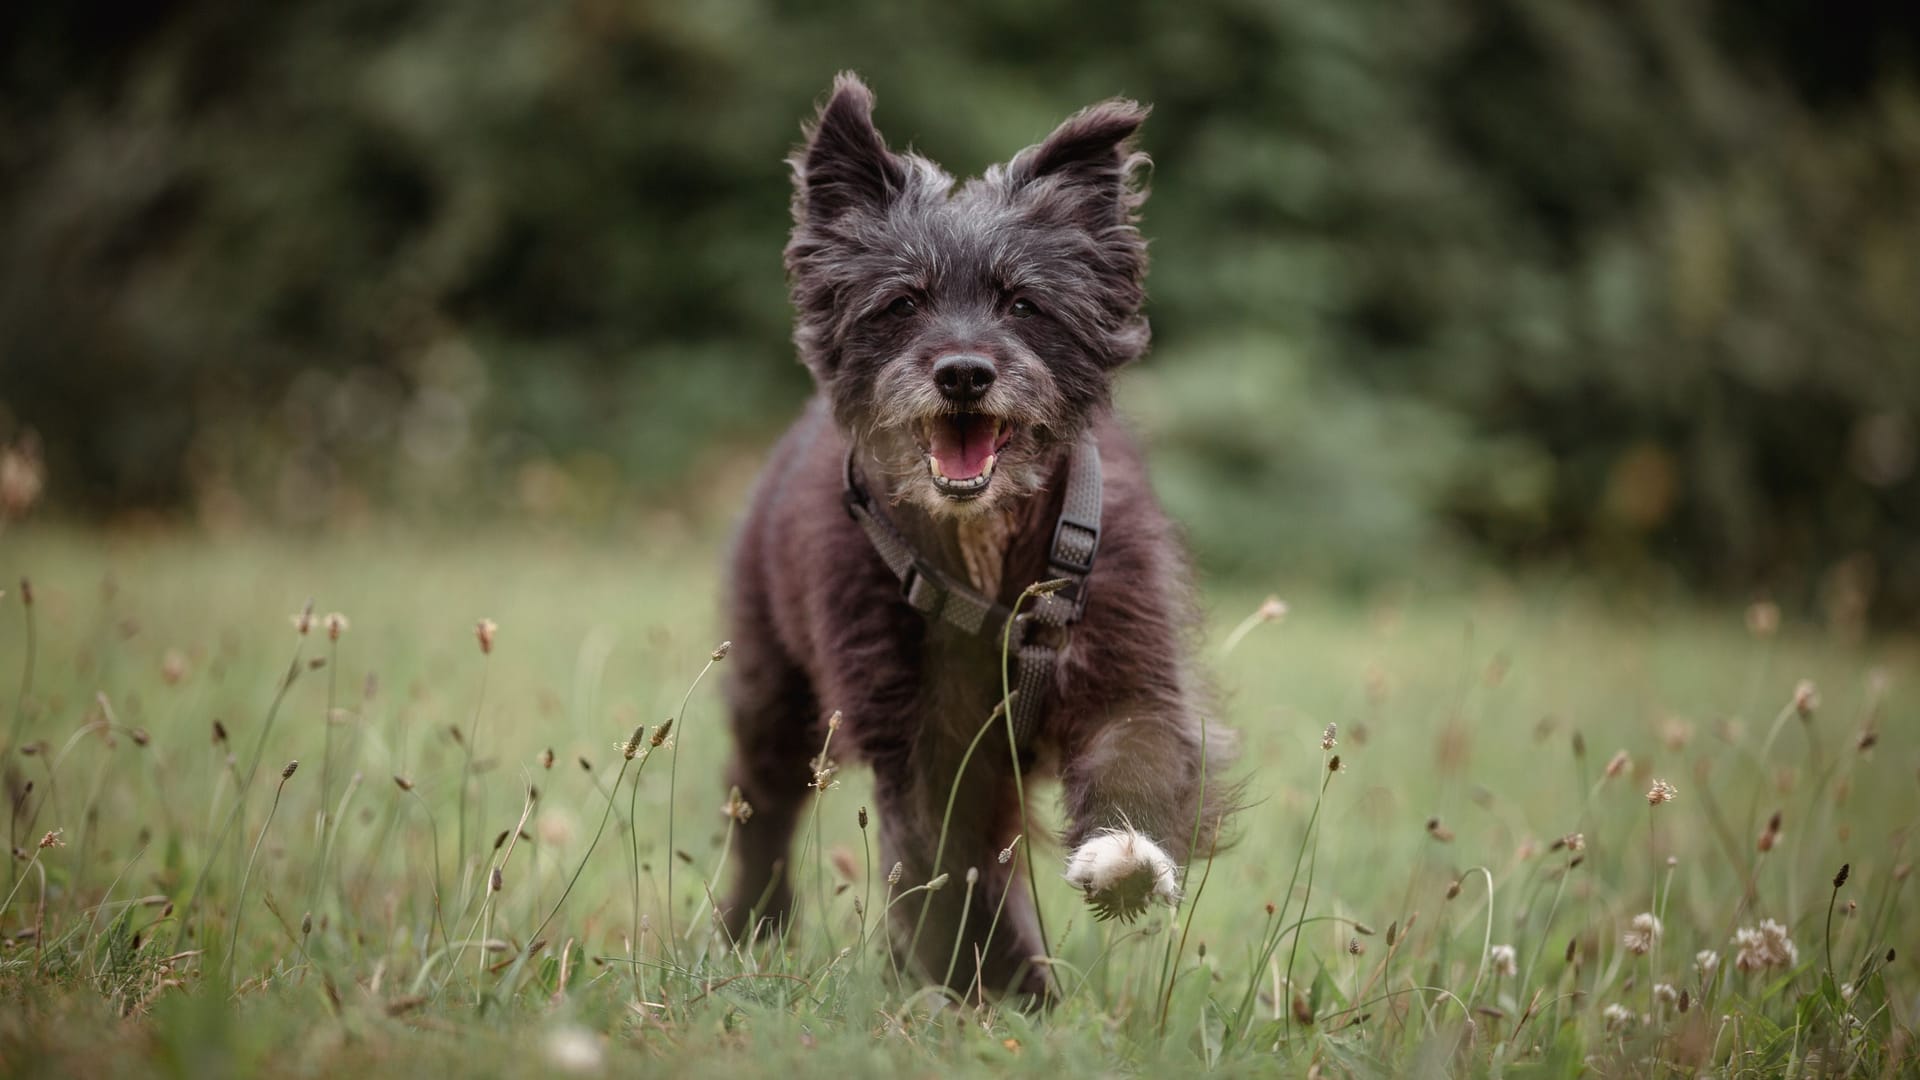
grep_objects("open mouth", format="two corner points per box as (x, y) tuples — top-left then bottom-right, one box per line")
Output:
(920, 413), (1016, 499)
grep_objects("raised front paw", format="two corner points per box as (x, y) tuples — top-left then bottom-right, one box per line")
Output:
(1064, 828), (1181, 922)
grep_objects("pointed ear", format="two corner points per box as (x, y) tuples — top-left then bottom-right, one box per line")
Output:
(1008, 99), (1150, 223)
(793, 73), (907, 224)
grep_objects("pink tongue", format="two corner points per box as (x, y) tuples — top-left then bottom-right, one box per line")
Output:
(930, 416), (994, 479)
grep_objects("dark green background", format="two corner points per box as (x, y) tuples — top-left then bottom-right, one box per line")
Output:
(3, 1), (1917, 622)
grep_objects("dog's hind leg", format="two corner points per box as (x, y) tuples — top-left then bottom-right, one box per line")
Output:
(718, 639), (818, 944)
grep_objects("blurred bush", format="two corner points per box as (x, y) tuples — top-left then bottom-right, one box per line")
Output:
(2, 0), (1917, 622)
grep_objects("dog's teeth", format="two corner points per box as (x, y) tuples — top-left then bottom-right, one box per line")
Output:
(927, 454), (944, 480)
(982, 454), (996, 477)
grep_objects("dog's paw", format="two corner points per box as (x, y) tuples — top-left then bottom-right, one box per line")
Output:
(1064, 828), (1180, 922)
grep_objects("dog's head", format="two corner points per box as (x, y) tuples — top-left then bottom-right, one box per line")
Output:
(785, 73), (1150, 517)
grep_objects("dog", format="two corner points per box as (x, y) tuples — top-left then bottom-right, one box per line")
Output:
(720, 73), (1237, 998)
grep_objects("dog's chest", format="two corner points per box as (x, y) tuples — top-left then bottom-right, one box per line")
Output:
(955, 512), (1015, 596)
(913, 510), (1022, 737)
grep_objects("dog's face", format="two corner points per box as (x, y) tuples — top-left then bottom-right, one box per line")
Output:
(785, 74), (1151, 517)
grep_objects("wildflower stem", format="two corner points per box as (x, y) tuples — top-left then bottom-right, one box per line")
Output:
(1225, 765), (1330, 1053)
(227, 769), (296, 987)
(940, 870), (977, 988)
(403, 788), (453, 961)
(6, 578), (35, 757)
(0, 845), (47, 922)
(1157, 713), (1215, 1037)
(1282, 753), (1337, 1041)
(528, 755), (638, 957)
(171, 649), (305, 954)
(663, 650), (724, 958)
(1825, 865), (1847, 985)
(996, 584), (1054, 979)
(454, 655), (491, 914)
(907, 702), (1014, 972)
(628, 763), (646, 1000)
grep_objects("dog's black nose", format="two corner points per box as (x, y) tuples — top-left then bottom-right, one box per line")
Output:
(933, 354), (996, 402)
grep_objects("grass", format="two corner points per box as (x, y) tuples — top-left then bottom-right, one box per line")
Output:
(0, 522), (1913, 1077)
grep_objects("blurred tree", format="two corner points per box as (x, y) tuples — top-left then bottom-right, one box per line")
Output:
(1, 0), (1916, 621)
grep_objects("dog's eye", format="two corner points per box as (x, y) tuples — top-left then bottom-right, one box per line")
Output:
(1010, 297), (1039, 319)
(887, 296), (918, 318)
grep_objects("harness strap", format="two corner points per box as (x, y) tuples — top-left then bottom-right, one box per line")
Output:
(844, 433), (1103, 753)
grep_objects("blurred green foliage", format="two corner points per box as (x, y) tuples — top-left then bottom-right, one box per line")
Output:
(2, 1), (1918, 621)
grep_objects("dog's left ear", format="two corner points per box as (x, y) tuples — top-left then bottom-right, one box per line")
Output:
(1008, 99), (1151, 228)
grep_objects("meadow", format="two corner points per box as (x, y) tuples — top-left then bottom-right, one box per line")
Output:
(0, 523), (1912, 1077)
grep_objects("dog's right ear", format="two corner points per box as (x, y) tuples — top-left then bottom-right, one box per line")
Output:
(793, 73), (906, 224)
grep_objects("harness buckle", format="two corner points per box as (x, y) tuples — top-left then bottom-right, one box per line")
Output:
(1049, 518), (1099, 576)
(1012, 608), (1071, 651)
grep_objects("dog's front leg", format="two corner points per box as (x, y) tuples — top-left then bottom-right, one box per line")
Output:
(1056, 705), (1234, 922)
(871, 743), (1050, 998)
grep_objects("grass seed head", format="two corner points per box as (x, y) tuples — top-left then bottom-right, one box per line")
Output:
(393, 775), (414, 792)
(475, 618), (497, 655)
(324, 612), (349, 641)
(280, 759), (299, 780)
(651, 718), (673, 747)
(1489, 943), (1517, 977)
(1834, 863), (1850, 889)
(1793, 679), (1820, 718)
(711, 641), (732, 661)
(1647, 778), (1678, 805)
(1622, 912), (1661, 954)
(1321, 723), (1337, 751)
(1604, 749), (1631, 779)
(1734, 918), (1798, 972)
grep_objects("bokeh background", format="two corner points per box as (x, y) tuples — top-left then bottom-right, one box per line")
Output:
(3, 0), (1918, 625)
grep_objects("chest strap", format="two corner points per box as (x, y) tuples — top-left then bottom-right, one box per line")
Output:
(843, 434), (1103, 751)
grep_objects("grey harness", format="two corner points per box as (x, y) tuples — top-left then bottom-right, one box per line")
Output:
(843, 435), (1103, 753)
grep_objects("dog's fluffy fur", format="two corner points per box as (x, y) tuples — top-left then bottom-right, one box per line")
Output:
(720, 73), (1237, 998)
